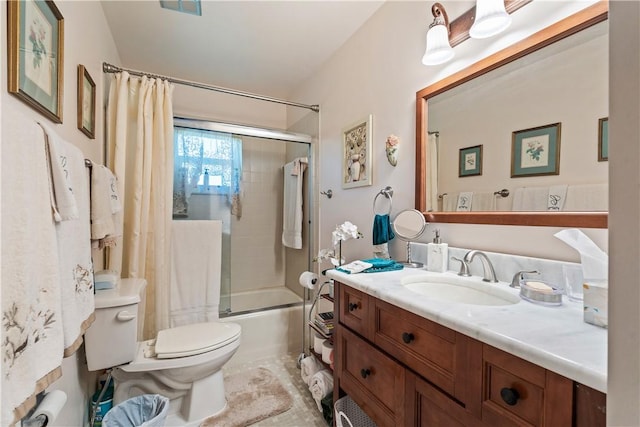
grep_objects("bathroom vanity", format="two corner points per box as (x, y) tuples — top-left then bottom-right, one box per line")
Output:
(327, 269), (606, 427)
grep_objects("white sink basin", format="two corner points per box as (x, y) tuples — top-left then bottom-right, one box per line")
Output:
(401, 274), (520, 306)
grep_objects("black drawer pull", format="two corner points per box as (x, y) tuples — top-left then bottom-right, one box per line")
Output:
(360, 368), (371, 379)
(500, 387), (520, 406)
(348, 302), (359, 312)
(402, 332), (415, 344)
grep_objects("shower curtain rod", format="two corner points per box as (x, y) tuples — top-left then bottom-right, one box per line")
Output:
(102, 62), (320, 113)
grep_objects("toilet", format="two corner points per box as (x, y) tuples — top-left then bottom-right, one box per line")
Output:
(84, 278), (241, 426)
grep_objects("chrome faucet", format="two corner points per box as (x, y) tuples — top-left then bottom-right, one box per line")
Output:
(463, 250), (498, 283)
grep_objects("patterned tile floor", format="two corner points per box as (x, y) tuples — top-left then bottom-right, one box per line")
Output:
(222, 352), (329, 427)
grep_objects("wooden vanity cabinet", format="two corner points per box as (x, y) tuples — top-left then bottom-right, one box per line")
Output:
(333, 281), (606, 427)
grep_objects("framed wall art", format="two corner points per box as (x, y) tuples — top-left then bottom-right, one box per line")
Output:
(77, 65), (96, 139)
(342, 115), (373, 189)
(8, 0), (64, 123)
(459, 145), (482, 177)
(511, 123), (561, 178)
(598, 117), (608, 161)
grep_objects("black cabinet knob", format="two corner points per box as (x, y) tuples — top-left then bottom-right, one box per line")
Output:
(402, 332), (415, 344)
(348, 302), (359, 312)
(360, 368), (371, 379)
(500, 387), (520, 406)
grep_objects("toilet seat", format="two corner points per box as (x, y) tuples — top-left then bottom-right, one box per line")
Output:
(155, 322), (241, 359)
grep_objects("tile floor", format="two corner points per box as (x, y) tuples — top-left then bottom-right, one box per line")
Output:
(223, 352), (329, 426)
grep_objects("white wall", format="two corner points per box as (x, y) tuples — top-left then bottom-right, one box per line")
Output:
(289, 0), (606, 269)
(0, 2), (121, 426)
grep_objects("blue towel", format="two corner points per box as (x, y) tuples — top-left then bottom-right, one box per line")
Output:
(336, 258), (404, 274)
(362, 261), (404, 273)
(372, 214), (394, 245)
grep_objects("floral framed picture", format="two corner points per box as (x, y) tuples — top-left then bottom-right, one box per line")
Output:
(598, 117), (608, 162)
(511, 123), (561, 178)
(7, 0), (64, 123)
(459, 145), (483, 177)
(77, 65), (96, 139)
(342, 115), (373, 189)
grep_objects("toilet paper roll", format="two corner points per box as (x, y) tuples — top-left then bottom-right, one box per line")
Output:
(30, 390), (67, 424)
(322, 340), (334, 364)
(314, 333), (325, 354)
(299, 271), (319, 289)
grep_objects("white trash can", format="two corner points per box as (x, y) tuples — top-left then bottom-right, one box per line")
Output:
(102, 394), (169, 427)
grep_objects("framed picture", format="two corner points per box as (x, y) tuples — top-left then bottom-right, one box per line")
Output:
(7, 0), (64, 123)
(598, 117), (608, 162)
(342, 115), (373, 189)
(77, 65), (96, 139)
(511, 123), (561, 178)
(459, 145), (483, 177)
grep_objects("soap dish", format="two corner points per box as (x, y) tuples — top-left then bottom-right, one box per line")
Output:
(520, 280), (563, 306)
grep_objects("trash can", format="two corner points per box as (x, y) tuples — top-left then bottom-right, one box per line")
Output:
(102, 394), (170, 427)
(334, 396), (377, 427)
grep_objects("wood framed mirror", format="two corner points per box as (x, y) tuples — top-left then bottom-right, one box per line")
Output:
(415, 1), (608, 228)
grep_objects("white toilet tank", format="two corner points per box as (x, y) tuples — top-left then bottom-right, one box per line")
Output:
(85, 279), (147, 371)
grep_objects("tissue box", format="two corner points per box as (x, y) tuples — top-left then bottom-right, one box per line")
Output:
(583, 280), (608, 328)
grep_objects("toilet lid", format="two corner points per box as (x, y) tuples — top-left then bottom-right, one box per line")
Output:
(154, 322), (241, 359)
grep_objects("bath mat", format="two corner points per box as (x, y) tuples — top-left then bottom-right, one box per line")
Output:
(200, 367), (293, 427)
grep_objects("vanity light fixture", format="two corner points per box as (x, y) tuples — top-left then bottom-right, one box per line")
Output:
(469, 0), (512, 39)
(422, 2), (455, 66)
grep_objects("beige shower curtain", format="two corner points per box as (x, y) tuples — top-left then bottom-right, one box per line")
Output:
(426, 133), (439, 212)
(106, 71), (174, 339)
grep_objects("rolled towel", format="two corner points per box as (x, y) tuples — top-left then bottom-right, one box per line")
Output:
(300, 356), (323, 386)
(309, 369), (334, 412)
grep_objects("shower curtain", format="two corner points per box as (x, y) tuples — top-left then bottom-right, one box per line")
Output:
(106, 71), (175, 338)
(426, 133), (439, 212)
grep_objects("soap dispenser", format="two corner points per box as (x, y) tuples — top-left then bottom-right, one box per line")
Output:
(427, 229), (448, 273)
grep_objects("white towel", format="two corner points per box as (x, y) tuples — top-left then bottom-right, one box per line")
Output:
(512, 187), (549, 211)
(50, 141), (96, 356)
(456, 192), (474, 211)
(441, 193), (458, 212)
(90, 162), (123, 248)
(170, 220), (222, 327)
(301, 356), (324, 386)
(547, 185), (568, 211)
(2, 113), (64, 425)
(282, 157), (307, 249)
(309, 369), (334, 412)
(39, 122), (79, 222)
(564, 183), (608, 211)
(471, 192), (497, 211)
(337, 260), (373, 274)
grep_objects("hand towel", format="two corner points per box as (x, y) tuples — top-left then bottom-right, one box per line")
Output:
(512, 187), (549, 211)
(456, 192), (473, 211)
(547, 185), (568, 211)
(2, 113), (64, 426)
(90, 162), (123, 248)
(52, 141), (96, 356)
(170, 220), (222, 327)
(441, 193), (458, 212)
(564, 183), (608, 211)
(471, 192), (497, 211)
(372, 214), (395, 245)
(282, 157), (307, 249)
(38, 122), (79, 222)
(309, 369), (334, 412)
(300, 356), (324, 386)
(336, 260), (374, 274)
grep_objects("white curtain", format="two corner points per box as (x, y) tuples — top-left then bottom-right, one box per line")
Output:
(106, 71), (175, 338)
(426, 133), (439, 211)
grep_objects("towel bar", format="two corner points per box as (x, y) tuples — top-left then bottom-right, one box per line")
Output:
(373, 186), (393, 215)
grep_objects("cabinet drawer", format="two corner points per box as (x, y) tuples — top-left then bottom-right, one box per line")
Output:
(372, 298), (482, 410)
(337, 283), (372, 339)
(482, 345), (572, 426)
(337, 326), (405, 427)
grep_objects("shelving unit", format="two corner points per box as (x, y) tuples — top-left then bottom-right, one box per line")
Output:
(308, 291), (334, 371)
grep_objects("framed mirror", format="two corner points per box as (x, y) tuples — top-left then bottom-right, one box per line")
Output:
(415, 2), (608, 228)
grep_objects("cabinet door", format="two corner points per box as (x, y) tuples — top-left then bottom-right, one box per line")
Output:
(482, 345), (573, 427)
(336, 326), (405, 427)
(337, 282), (372, 340)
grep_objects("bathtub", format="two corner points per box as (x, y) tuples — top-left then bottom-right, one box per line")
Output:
(219, 287), (309, 368)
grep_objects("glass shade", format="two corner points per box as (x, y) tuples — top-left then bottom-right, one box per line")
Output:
(422, 24), (455, 66)
(469, 0), (512, 39)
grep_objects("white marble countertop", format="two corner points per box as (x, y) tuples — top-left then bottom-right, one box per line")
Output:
(327, 268), (607, 393)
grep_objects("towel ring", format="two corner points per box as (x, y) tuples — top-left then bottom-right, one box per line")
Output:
(373, 186), (393, 215)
